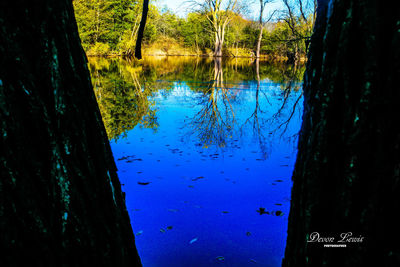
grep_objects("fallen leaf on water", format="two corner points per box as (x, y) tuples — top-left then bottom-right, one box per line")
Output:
(166, 226), (173, 230)
(275, 211), (283, 216)
(160, 228), (166, 233)
(192, 176), (205, 181)
(274, 180), (283, 182)
(216, 256), (225, 261)
(189, 237), (198, 244)
(137, 182), (150, 185)
(168, 209), (178, 213)
(136, 230), (143, 236)
(256, 207), (269, 215)
(250, 258), (257, 263)
(246, 232), (251, 236)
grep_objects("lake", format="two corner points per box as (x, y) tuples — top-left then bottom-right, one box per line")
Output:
(88, 56), (304, 267)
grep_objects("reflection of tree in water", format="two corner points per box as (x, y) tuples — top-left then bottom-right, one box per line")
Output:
(88, 58), (163, 141)
(241, 59), (304, 158)
(190, 58), (238, 148)
(88, 56), (305, 148)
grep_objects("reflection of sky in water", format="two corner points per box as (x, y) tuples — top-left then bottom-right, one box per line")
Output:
(110, 79), (303, 267)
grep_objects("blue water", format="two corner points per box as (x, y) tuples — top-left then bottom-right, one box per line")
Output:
(108, 77), (303, 266)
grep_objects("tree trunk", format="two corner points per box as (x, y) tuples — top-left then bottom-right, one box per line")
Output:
(283, 0), (400, 266)
(0, 1), (142, 266)
(134, 0), (149, 59)
(214, 33), (223, 57)
(256, 25), (263, 58)
(256, 0), (264, 58)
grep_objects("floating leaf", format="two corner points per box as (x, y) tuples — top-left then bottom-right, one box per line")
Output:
(192, 176), (205, 181)
(137, 182), (150, 185)
(136, 230), (143, 236)
(246, 232), (251, 236)
(256, 207), (268, 215)
(275, 211), (283, 216)
(168, 209), (178, 213)
(221, 211), (229, 214)
(189, 237), (198, 244)
(216, 256), (225, 261)
(250, 258), (257, 263)
(166, 226), (173, 230)
(160, 228), (166, 233)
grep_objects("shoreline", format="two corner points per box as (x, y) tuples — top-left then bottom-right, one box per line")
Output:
(86, 53), (306, 63)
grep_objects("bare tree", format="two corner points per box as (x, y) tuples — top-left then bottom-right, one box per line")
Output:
(280, 0), (316, 62)
(189, 0), (242, 57)
(256, 0), (276, 58)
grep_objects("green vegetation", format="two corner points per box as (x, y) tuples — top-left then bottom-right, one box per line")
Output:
(73, 0), (315, 60)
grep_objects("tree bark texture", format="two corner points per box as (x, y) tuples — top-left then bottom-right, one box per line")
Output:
(283, 0), (400, 266)
(0, 1), (142, 266)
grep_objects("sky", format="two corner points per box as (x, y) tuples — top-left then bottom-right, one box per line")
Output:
(158, 0), (286, 20)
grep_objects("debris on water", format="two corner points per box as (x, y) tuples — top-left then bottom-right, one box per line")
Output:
(246, 232), (251, 236)
(168, 209), (178, 213)
(137, 182), (150, 185)
(271, 183), (277, 185)
(280, 164), (289, 167)
(136, 230), (143, 236)
(166, 226), (173, 230)
(250, 258), (257, 263)
(256, 159), (263, 161)
(189, 237), (198, 244)
(275, 211), (283, 216)
(188, 185), (194, 188)
(221, 211), (229, 214)
(274, 179), (283, 182)
(192, 176), (205, 181)
(137, 171), (143, 174)
(160, 228), (166, 233)
(275, 203), (282, 206)
(256, 207), (269, 215)
(216, 256), (225, 261)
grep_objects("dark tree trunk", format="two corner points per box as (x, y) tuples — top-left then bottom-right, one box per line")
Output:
(135, 0), (149, 59)
(283, 0), (400, 266)
(0, 1), (141, 266)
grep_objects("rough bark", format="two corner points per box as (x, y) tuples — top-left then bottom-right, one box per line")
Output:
(135, 0), (149, 59)
(283, 0), (400, 266)
(0, 1), (142, 266)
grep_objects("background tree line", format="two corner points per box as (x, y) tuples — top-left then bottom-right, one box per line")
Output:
(73, 0), (315, 60)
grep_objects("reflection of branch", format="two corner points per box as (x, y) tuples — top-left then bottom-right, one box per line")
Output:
(189, 58), (236, 148)
(275, 92), (302, 135)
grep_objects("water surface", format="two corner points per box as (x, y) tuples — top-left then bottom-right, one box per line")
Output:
(89, 56), (304, 267)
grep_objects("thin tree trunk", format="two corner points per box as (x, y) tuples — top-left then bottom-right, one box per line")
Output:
(256, 25), (263, 58)
(256, 0), (264, 58)
(134, 0), (149, 59)
(283, 0), (400, 266)
(0, 1), (142, 266)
